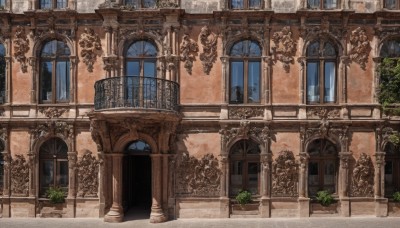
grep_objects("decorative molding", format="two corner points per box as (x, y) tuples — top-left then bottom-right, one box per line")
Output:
(11, 154), (29, 196)
(180, 34), (199, 75)
(272, 26), (296, 72)
(228, 107), (264, 119)
(79, 28), (102, 72)
(351, 153), (374, 197)
(0, 126), (8, 143)
(102, 55), (119, 72)
(219, 121), (272, 145)
(157, 0), (179, 8)
(77, 151), (99, 198)
(39, 107), (68, 118)
(272, 150), (298, 197)
(175, 152), (221, 197)
(349, 27), (371, 70)
(306, 107), (340, 119)
(199, 26), (217, 75)
(30, 121), (74, 142)
(13, 26), (29, 73)
(90, 121), (103, 152)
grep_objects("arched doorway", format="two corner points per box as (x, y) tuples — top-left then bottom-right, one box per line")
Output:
(122, 140), (152, 218)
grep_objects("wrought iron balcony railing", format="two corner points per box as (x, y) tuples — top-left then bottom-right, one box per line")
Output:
(94, 76), (179, 111)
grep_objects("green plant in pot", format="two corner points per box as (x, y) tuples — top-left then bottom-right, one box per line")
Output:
(46, 186), (65, 204)
(316, 190), (334, 206)
(235, 190), (252, 208)
(393, 191), (400, 203)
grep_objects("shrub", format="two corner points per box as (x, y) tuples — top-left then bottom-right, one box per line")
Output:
(46, 186), (65, 204)
(316, 190), (334, 206)
(235, 190), (252, 205)
(393, 191), (400, 202)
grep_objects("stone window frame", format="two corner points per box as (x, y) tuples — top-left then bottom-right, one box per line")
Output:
(37, 0), (68, 9)
(0, 41), (10, 105)
(227, 0), (264, 10)
(306, 0), (340, 10)
(124, 0), (157, 8)
(383, 0), (400, 10)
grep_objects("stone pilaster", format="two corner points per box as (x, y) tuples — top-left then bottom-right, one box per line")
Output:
(1, 152), (11, 217)
(298, 152), (309, 217)
(150, 154), (167, 223)
(260, 153), (271, 218)
(339, 152), (351, 217)
(374, 152), (387, 217)
(104, 153), (124, 223)
(219, 154), (229, 218)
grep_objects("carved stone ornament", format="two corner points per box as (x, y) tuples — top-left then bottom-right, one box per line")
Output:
(90, 121), (103, 152)
(219, 121), (271, 145)
(77, 151), (99, 198)
(30, 121), (74, 142)
(272, 150), (298, 197)
(349, 27), (371, 70)
(272, 26), (296, 72)
(228, 107), (263, 119)
(13, 26), (29, 73)
(157, 0), (179, 8)
(307, 107), (340, 119)
(79, 28), (102, 72)
(199, 26), (217, 75)
(11, 154), (29, 196)
(351, 153), (374, 197)
(180, 34), (199, 75)
(0, 126), (8, 143)
(39, 107), (68, 118)
(102, 55), (119, 72)
(175, 152), (221, 197)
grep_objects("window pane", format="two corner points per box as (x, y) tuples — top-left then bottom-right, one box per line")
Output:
(309, 162), (319, 183)
(57, 161), (69, 187)
(41, 160), (54, 188)
(40, 0), (52, 9)
(249, 0), (261, 8)
(143, 0), (156, 8)
(324, 0), (337, 9)
(247, 162), (259, 194)
(0, 0), (5, 7)
(307, 41), (319, 56)
(308, 0), (320, 9)
(56, 61), (70, 101)
(307, 62), (319, 103)
(324, 161), (335, 185)
(247, 61), (260, 103)
(127, 41), (157, 58)
(0, 155), (3, 191)
(126, 61), (140, 76)
(231, 0), (244, 9)
(324, 62), (335, 103)
(385, 0), (397, 9)
(230, 61), (244, 103)
(41, 61), (53, 102)
(231, 161), (243, 194)
(57, 0), (67, 8)
(41, 40), (70, 58)
(143, 61), (156, 77)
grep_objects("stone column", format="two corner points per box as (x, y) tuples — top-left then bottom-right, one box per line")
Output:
(67, 152), (77, 199)
(260, 153), (271, 218)
(150, 154), (167, 223)
(98, 152), (106, 217)
(339, 151), (351, 217)
(27, 152), (35, 197)
(1, 152), (11, 217)
(298, 152), (310, 217)
(374, 152), (387, 217)
(104, 153), (124, 223)
(219, 154), (229, 218)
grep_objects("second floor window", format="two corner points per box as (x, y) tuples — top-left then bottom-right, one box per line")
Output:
(40, 0), (68, 9)
(384, 0), (399, 9)
(125, 0), (156, 8)
(0, 0), (5, 8)
(230, 0), (261, 9)
(0, 44), (5, 104)
(308, 0), (337, 9)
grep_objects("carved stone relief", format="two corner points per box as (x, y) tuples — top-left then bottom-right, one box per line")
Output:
(90, 121), (103, 152)
(306, 107), (340, 119)
(272, 26), (296, 72)
(11, 154), (29, 196)
(79, 28), (102, 72)
(13, 26), (29, 73)
(30, 121), (74, 143)
(199, 26), (217, 75)
(351, 153), (374, 197)
(157, 0), (179, 8)
(228, 107), (263, 119)
(349, 27), (371, 70)
(272, 150), (298, 197)
(77, 151), (99, 198)
(219, 121), (271, 146)
(39, 107), (68, 118)
(180, 34), (199, 75)
(175, 152), (221, 196)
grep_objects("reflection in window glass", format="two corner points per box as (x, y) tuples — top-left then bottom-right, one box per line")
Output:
(307, 62), (319, 102)
(248, 62), (260, 103)
(324, 62), (335, 102)
(125, 140), (152, 154)
(40, 0), (52, 9)
(385, 0), (397, 9)
(231, 0), (244, 9)
(41, 62), (53, 102)
(230, 61), (244, 103)
(249, 0), (261, 8)
(57, 0), (67, 8)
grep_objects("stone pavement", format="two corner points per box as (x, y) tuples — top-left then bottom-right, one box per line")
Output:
(1, 217), (400, 228)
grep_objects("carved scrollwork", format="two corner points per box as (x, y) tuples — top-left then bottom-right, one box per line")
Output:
(13, 26), (29, 73)
(102, 55), (119, 72)
(157, 0), (179, 8)
(228, 107), (263, 119)
(349, 27), (371, 70)
(77, 151), (99, 198)
(180, 34), (199, 75)
(351, 153), (374, 197)
(11, 154), (29, 196)
(307, 107), (340, 119)
(39, 107), (68, 118)
(30, 121), (74, 142)
(79, 28), (102, 72)
(219, 121), (272, 145)
(199, 26), (217, 75)
(272, 150), (298, 197)
(90, 121), (103, 152)
(272, 26), (296, 72)
(175, 152), (221, 196)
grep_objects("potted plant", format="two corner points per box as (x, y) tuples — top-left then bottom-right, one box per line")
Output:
(393, 191), (400, 202)
(316, 190), (334, 206)
(46, 186), (65, 204)
(235, 190), (252, 208)
(311, 190), (337, 215)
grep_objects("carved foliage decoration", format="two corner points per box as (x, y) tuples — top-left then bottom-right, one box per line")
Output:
(351, 153), (374, 197)
(219, 121), (271, 146)
(90, 121), (103, 152)
(79, 28), (102, 72)
(180, 34), (199, 74)
(349, 27), (371, 69)
(39, 107), (68, 118)
(199, 26), (217, 75)
(30, 121), (74, 143)
(77, 151), (99, 197)
(228, 107), (263, 119)
(176, 152), (221, 196)
(272, 150), (298, 197)
(11, 154), (29, 196)
(157, 0), (179, 8)
(272, 26), (296, 72)
(14, 26), (29, 73)
(307, 107), (340, 119)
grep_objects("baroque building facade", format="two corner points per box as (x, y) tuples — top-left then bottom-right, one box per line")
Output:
(0, 0), (399, 222)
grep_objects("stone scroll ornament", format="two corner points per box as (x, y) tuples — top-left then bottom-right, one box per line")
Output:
(272, 150), (298, 197)
(77, 151), (100, 197)
(351, 153), (374, 197)
(11, 154), (29, 196)
(14, 26), (30, 73)
(176, 152), (221, 196)
(349, 27), (371, 70)
(199, 26), (217, 75)
(180, 34), (199, 75)
(79, 28), (102, 72)
(272, 26), (296, 72)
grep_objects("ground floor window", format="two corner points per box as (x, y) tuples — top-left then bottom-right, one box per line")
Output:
(385, 142), (400, 197)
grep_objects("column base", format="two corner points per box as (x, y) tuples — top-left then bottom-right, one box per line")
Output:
(298, 197), (310, 217)
(340, 197), (350, 217)
(219, 197), (230, 218)
(149, 211), (167, 223)
(375, 197), (388, 217)
(260, 197), (271, 218)
(104, 210), (124, 223)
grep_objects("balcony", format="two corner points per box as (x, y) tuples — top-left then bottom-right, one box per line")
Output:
(94, 76), (179, 112)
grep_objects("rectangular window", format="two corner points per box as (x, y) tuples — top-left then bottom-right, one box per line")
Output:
(40, 0), (52, 9)
(249, 0), (261, 8)
(307, 62), (319, 103)
(56, 61), (70, 102)
(385, 0), (397, 9)
(323, 0), (337, 9)
(40, 160), (54, 195)
(231, 0), (244, 9)
(41, 61), (53, 102)
(324, 62), (336, 103)
(57, 160), (69, 188)
(125, 61), (140, 106)
(56, 0), (67, 8)
(247, 61), (260, 103)
(143, 61), (156, 105)
(230, 61), (244, 103)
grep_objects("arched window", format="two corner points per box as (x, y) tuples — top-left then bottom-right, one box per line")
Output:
(379, 39), (400, 106)
(307, 0), (337, 9)
(230, 0), (261, 9)
(40, 40), (71, 103)
(230, 139), (260, 195)
(124, 0), (156, 8)
(384, 142), (400, 196)
(308, 139), (338, 196)
(0, 140), (4, 195)
(39, 0), (68, 9)
(125, 140), (152, 155)
(229, 40), (261, 104)
(306, 40), (337, 104)
(384, 0), (399, 9)
(125, 40), (157, 107)
(0, 43), (6, 104)
(39, 138), (68, 196)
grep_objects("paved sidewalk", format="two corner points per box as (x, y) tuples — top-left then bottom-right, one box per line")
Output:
(1, 217), (400, 228)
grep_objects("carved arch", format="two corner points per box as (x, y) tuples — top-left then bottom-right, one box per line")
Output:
(32, 33), (76, 57)
(224, 33), (264, 56)
(117, 33), (163, 58)
(377, 35), (400, 56)
(226, 135), (265, 154)
(302, 34), (344, 57)
(304, 135), (341, 154)
(113, 132), (159, 154)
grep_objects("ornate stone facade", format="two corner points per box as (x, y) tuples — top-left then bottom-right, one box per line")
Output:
(77, 151), (100, 198)
(272, 150), (298, 197)
(79, 28), (102, 72)
(10, 155), (29, 196)
(352, 153), (374, 197)
(199, 26), (217, 75)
